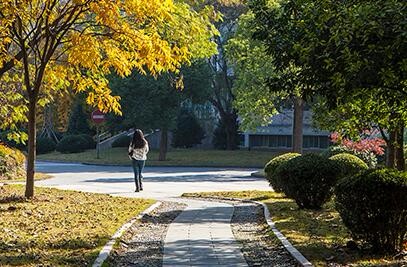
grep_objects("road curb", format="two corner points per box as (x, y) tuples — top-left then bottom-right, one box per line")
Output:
(184, 196), (313, 267)
(92, 201), (162, 267)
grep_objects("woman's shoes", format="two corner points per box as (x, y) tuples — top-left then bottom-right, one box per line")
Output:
(135, 189), (139, 192)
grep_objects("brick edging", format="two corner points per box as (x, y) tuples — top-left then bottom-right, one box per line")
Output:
(92, 201), (162, 267)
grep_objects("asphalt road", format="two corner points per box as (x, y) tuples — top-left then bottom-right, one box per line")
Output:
(36, 161), (270, 200)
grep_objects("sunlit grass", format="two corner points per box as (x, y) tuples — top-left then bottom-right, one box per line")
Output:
(183, 190), (406, 266)
(0, 184), (154, 266)
(37, 147), (280, 168)
(0, 172), (51, 183)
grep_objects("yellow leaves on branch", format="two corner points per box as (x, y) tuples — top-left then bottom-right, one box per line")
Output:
(0, 0), (219, 117)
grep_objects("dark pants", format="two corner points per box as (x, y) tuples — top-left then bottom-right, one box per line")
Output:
(132, 159), (145, 190)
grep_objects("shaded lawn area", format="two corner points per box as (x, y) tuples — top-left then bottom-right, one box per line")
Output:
(0, 184), (154, 266)
(183, 190), (407, 267)
(37, 147), (280, 168)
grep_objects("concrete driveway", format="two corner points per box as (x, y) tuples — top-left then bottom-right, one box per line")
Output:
(36, 161), (270, 200)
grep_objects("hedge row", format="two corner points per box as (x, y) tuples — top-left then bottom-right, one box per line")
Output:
(264, 152), (406, 253)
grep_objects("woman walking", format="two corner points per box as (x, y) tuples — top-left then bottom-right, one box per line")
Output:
(128, 129), (149, 192)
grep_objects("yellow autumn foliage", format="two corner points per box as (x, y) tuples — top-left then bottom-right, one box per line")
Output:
(0, 0), (218, 119)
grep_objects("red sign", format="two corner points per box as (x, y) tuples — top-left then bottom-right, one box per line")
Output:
(91, 110), (105, 124)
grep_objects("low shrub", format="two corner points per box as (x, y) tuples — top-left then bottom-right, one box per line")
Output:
(111, 135), (131, 148)
(329, 153), (368, 179)
(0, 143), (26, 180)
(56, 135), (88, 153)
(78, 134), (96, 149)
(335, 169), (407, 253)
(264, 153), (301, 192)
(36, 137), (56, 154)
(321, 145), (377, 168)
(275, 153), (338, 209)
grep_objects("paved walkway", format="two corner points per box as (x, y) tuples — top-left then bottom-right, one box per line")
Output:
(35, 162), (268, 266)
(163, 199), (247, 267)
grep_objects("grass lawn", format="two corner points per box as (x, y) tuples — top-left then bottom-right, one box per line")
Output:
(37, 147), (280, 168)
(0, 172), (51, 183)
(0, 184), (154, 266)
(182, 190), (407, 267)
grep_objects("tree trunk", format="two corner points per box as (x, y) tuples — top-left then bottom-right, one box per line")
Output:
(386, 130), (396, 168)
(395, 125), (405, 171)
(292, 97), (304, 154)
(158, 128), (168, 161)
(224, 112), (238, 150)
(25, 99), (37, 198)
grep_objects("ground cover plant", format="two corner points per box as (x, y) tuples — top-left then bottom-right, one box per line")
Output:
(0, 184), (154, 266)
(0, 143), (25, 180)
(183, 190), (407, 266)
(37, 147), (281, 168)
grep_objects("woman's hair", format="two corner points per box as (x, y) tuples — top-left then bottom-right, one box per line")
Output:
(131, 129), (147, 149)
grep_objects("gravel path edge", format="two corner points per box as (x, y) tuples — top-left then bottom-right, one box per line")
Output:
(186, 196), (313, 267)
(92, 201), (163, 267)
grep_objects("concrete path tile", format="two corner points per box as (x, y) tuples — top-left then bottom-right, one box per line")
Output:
(163, 199), (248, 267)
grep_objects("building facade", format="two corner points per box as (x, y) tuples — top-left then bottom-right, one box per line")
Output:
(241, 110), (330, 150)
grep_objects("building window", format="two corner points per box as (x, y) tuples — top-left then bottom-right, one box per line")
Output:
(303, 135), (329, 148)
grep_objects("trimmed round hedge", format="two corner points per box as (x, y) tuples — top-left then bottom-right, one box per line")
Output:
(56, 135), (88, 153)
(321, 145), (377, 168)
(111, 135), (131, 148)
(264, 153), (301, 192)
(335, 169), (407, 253)
(275, 153), (338, 209)
(36, 137), (56, 154)
(329, 153), (368, 179)
(0, 143), (26, 180)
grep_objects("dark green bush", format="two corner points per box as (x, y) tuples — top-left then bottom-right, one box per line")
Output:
(173, 109), (205, 148)
(329, 153), (368, 179)
(78, 134), (96, 149)
(56, 135), (88, 153)
(111, 135), (131, 148)
(0, 143), (25, 180)
(335, 169), (407, 253)
(36, 137), (56, 154)
(321, 145), (377, 168)
(275, 153), (338, 209)
(264, 153), (301, 192)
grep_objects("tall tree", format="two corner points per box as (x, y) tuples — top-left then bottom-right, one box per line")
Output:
(226, 11), (303, 153)
(0, 0), (218, 197)
(207, 1), (247, 150)
(108, 61), (213, 160)
(250, 0), (406, 165)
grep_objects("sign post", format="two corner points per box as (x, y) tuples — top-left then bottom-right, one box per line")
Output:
(91, 110), (105, 159)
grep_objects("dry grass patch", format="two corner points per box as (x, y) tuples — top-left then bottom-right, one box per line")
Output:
(0, 172), (51, 183)
(0, 184), (154, 266)
(182, 190), (406, 267)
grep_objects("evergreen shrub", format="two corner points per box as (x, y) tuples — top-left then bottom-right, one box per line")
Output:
(329, 153), (368, 179)
(56, 135), (88, 153)
(111, 135), (131, 148)
(264, 153), (301, 192)
(78, 134), (96, 149)
(275, 153), (338, 209)
(335, 169), (407, 252)
(36, 137), (56, 154)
